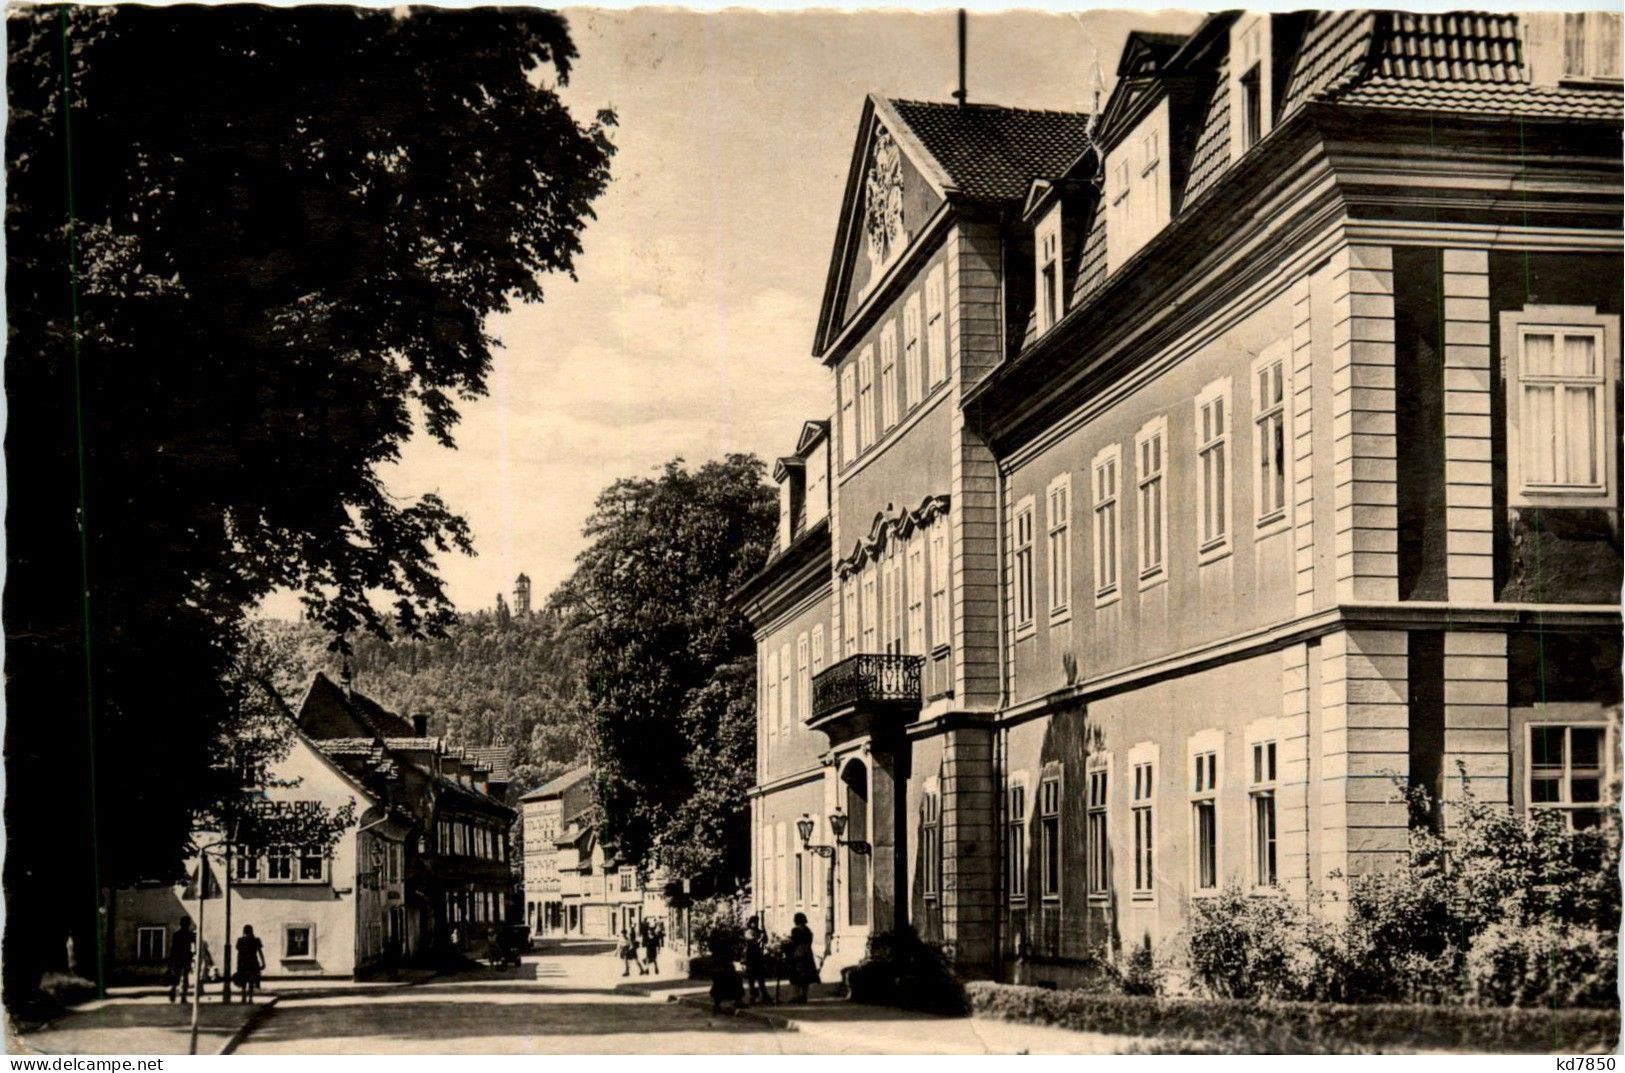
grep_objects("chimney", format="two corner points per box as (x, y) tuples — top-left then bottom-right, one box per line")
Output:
(339, 658), (354, 697)
(412, 714), (429, 737)
(952, 9), (968, 107)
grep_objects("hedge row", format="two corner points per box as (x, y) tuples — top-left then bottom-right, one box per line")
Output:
(966, 981), (1621, 1054)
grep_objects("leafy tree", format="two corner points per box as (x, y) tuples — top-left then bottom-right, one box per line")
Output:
(5, 5), (613, 1002)
(553, 456), (776, 889)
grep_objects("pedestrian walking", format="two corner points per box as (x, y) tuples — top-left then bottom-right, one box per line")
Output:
(742, 915), (770, 1005)
(787, 912), (818, 1004)
(641, 919), (660, 975)
(617, 927), (639, 977)
(233, 925), (265, 1004)
(167, 918), (196, 1003)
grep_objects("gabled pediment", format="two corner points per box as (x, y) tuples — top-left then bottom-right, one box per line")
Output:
(794, 419), (830, 456)
(813, 96), (951, 358)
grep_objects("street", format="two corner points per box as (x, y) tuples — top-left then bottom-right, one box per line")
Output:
(229, 939), (1124, 1055)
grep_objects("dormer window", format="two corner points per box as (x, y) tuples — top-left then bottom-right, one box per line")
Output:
(1229, 15), (1273, 158)
(1035, 207), (1063, 333)
(1104, 104), (1171, 273)
(1527, 12), (1623, 84)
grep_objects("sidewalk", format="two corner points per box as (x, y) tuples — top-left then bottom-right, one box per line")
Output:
(625, 977), (1149, 1054)
(12, 970), (440, 1055)
(12, 997), (277, 1056)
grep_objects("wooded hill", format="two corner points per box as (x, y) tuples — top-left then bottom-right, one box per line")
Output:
(264, 605), (589, 798)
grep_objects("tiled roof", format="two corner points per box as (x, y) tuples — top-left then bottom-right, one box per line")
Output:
(465, 746), (515, 784)
(1282, 11), (1623, 124)
(1336, 77), (1624, 121)
(1183, 53), (1232, 205)
(521, 764), (593, 802)
(888, 99), (1093, 203)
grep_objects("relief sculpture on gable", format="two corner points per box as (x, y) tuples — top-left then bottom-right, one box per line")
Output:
(863, 125), (908, 282)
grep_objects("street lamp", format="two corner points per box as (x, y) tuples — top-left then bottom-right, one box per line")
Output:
(797, 810), (869, 963)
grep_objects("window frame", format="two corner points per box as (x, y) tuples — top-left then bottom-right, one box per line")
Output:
(1190, 733), (1223, 895)
(1563, 12), (1623, 82)
(811, 624), (826, 678)
(1006, 777), (1029, 902)
(1129, 745), (1156, 902)
(929, 521), (950, 653)
(1035, 208), (1063, 333)
(1196, 378), (1233, 562)
(879, 320), (899, 431)
(857, 345), (876, 449)
(283, 922), (317, 961)
(907, 542), (926, 655)
(925, 264), (948, 386)
(1248, 740), (1279, 890)
(136, 925), (167, 963)
(904, 293), (925, 409)
(1134, 417), (1168, 587)
(1039, 773), (1062, 902)
(860, 569), (878, 652)
(839, 364), (857, 469)
(1526, 722), (1613, 830)
(1046, 472), (1072, 621)
(1092, 444), (1121, 605)
(1252, 345), (1291, 531)
(921, 790), (941, 900)
(842, 577), (859, 658)
(1501, 306), (1619, 510)
(778, 641), (792, 730)
(1086, 761), (1110, 899)
(796, 632), (811, 725)
(764, 649), (779, 737)
(1013, 496), (1037, 635)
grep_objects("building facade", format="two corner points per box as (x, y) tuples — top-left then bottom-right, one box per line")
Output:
(109, 727), (410, 981)
(520, 765), (593, 934)
(739, 10), (1622, 983)
(296, 672), (518, 958)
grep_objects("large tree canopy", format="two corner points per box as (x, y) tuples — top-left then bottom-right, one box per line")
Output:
(553, 457), (775, 891)
(4, 5), (613, 1002)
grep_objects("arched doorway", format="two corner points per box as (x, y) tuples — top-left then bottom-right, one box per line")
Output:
(842, 760), (870, 928)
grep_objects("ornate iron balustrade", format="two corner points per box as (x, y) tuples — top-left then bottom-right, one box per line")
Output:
(811, 653), (924, 722)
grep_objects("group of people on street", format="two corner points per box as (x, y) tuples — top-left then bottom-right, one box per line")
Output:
(165, 918), (266, 1004)
(617, 917), (665, 976)
(710, 912), (818, 1013)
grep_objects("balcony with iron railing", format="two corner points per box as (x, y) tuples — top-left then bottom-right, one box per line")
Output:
(809, 653), (924, 736)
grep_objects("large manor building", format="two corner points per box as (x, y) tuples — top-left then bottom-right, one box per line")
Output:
(734, 10), (1622, 983)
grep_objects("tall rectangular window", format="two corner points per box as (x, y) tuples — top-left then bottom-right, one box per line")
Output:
(921, 792), (941, 898)
(1250, 741), (1278, 887)
(1239, 66), (1262, 149)
(861, 570), (878, 652)
(1197, 380), (1232, 557)
(298, 845), (325, 881)
(1135, 418), (1166, 581)
(1529, 724), (1610, 829)
(1086, 767), (1108, 896)
(907, 543), (926, 655)
(1039, 776), (1061, 899)
(904, 295), (924, 408)
(1132, 760), (1154, 896)
(1092, 446), (1120, 602)
(1506, 314), (1617, 507)
(840, 364), (857, 467)
(1192, 748), (1219, 891)
(795, 852), (804, 904)
(879, 322), (899, 431)
(1036, 212), (1062, 332)
(764, 649), (778, 734)
(1006, 783), (1027, 899)
(268, 845), (292, 881)
(137, 926), (167, 963)
(811, 625), (825, 677)
(842, 578), (858, 657)
(883, 545), (903, 653)
(796, 633), (811, 724)
(858, 345), (876, 448)
(1014, 499), (1035, 629)
(1254, 353), (1288, 523)
(1046, 473), (1071, 616)
(925, 264), (947, 385)
(779, 642), (792, 730)
(929, 522), (950, 649)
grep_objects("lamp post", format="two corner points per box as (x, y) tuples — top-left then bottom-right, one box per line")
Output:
(796, 809), (869, 963)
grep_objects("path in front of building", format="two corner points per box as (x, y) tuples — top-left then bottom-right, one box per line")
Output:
(230, 938), (1134, 1054)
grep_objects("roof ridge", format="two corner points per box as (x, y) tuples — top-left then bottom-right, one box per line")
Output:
(887, 96), (1089, 118)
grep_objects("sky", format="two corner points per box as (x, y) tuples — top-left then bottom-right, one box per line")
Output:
(259, 6), (1202, 620)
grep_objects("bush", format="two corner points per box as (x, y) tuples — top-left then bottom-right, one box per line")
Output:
(1187, 888), (1308, 999)
(1182, 771), (1622, 1007)
(847, 927), (968, 1015)
(1463, 921), (1618, 1009)
(966, 981), (1620, 1054)
(1106, 936), (1163, 997)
